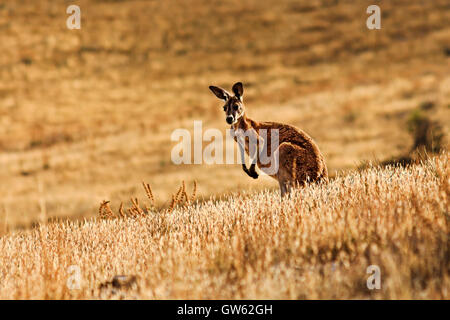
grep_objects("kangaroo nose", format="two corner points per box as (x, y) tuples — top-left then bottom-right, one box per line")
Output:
(226, 116), (234, 124)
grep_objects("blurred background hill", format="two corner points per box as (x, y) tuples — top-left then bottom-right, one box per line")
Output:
(0, 0), (449, 230)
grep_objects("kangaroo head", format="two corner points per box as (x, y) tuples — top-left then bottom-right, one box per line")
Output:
(209, 82), (245, 125)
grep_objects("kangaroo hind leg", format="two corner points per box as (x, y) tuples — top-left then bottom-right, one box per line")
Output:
(275, 142), (305, 197)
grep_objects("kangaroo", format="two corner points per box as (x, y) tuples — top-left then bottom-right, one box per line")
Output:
(209, 82), (328, 196)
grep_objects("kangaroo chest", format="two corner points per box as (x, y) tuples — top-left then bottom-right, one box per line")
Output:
(231, 124), (274, 157)
(230, 126), (254, 155)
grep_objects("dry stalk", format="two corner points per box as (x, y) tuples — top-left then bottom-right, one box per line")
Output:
(190, 180), (197, 203)
(142, 182), (155, 209)
(99, 201), (115, 219)
(100, 181), (199, 217)
(118, 202), (126, 218)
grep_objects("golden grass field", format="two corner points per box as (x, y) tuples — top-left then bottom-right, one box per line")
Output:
(0, 154), (447, 299)
(0, 0), (449, 299)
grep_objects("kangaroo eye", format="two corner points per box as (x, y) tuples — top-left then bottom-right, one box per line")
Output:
(223, 106), (227, 111)
(233, 105), (239, 110)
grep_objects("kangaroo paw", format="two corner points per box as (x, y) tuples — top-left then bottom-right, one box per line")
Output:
(249, 164), (259, 179)
(249, 171), (259, 179)
(242, 164), (258, 179)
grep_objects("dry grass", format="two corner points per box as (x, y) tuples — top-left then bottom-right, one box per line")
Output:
(0, 0), (448, 300)
(0, 153), (447, 299)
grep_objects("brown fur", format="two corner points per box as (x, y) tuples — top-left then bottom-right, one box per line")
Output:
(209, 82), (328, 196)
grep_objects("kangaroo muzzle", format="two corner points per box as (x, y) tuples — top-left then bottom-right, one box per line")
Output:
(226, 115), (234, 124)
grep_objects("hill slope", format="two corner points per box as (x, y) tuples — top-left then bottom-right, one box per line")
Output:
(0, 153), (447, 299)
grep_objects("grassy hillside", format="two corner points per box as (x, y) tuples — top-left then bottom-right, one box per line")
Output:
(0, 0), (448, 229)
(0, 154), (447, 299)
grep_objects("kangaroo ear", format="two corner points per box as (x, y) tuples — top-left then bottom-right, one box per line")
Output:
(209, 86), (230, 101)
(232, 82), (244, 99)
